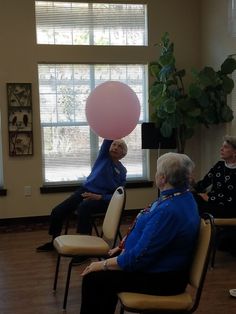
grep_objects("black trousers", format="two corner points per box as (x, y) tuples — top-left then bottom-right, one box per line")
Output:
(80, 270), (188, 314)
(192, 192), (236, 218)
(48, 187), (109, 237)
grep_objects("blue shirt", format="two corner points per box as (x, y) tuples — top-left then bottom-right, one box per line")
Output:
(84, 140), (127, 202)
(117, 188), (200, 272)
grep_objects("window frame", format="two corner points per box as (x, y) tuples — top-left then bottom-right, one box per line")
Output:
(0, 112), (6, 194)
(38, 63), (149, 186)
(35, 0), (150, 188)
(35, 1), (148, 46)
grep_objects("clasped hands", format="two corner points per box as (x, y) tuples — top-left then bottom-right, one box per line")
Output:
(81, 247), (121, 276)
(198, 193), (209, 201)
(81, 192), (102, 201)
(81, 260), (104, 276)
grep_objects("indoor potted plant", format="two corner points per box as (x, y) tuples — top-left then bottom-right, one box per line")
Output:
(148, 32), (236, 153)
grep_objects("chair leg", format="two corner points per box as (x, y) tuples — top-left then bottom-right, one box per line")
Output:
(119, 305), (125, 314)
(211, 226), (221, 268)
(63, 259), (73, 310)
(64, 217), (70, 235)
(211, 244), (216, 268)
(53, 255), (61, 291)
(118, 230), (122, 240)
(92, 220), (101, 236)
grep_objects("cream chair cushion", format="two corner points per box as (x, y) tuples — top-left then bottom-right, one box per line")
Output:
(54, 234), (110, 256)
(118, 291), (192, 311)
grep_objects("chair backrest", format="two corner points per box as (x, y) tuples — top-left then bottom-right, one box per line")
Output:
(102, 186), (126, 247)
(188, 213), (215, 312)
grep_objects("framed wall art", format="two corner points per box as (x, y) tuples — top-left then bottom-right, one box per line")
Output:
(7, 83), (33, 156)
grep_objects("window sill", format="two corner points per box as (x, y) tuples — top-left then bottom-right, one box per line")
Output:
(40, 180), (154, 194)
(0, 189), (7, 196)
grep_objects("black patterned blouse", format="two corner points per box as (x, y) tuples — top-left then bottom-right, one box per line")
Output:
(195, 161), (236, 209)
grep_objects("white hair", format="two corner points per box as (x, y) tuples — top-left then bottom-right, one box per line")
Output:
(224, 135), (236, 149)
(113, 139), (128, 157)
(156, 152), (194, 188)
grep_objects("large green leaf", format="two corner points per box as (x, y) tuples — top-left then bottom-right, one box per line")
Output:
(160, 121), (173, 137)
(169, 111), (183, 127)
(222, 76), (234, 94)
(161, 32), (170, 48)
(149, 84), (164, 100)
(198, 67), (221, 88)
(188, 83), (202, 98)
(163, 98), (176, 113)
(203, 107), (218, 124)
(159, 65), (175, 81)
(167, 84), (182, 98)
(197, 91), (210, 108)
(187, 107), (202, 117)
(220, 105), (234, 122)
(221, 57), (236, 74)
(159, 53), (175, 67)
(157, 105), (169, 119)
(149, 63), (161, 78)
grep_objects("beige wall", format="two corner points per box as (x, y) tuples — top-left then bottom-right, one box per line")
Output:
(199, 0), (236, 176)
(0, 0), (203, 219)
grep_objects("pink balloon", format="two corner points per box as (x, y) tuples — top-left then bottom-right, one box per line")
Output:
(86, 81), (141, 139)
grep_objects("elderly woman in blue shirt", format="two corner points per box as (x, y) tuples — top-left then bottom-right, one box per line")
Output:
(80, 152), (200, 314)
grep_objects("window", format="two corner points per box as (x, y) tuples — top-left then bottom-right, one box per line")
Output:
(229, 0), (236, 36)
(38, 64), (148, 184)
(35, 1), (147, 46)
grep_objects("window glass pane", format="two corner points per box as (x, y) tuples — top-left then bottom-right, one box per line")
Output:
(122, 125), (145, 178)
(38, 63), (148, 184)
(229, 0), (236, 36)
(42, 125), (91, 182)
(35, 1), (147, 46)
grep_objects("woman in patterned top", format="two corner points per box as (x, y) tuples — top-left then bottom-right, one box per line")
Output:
(194, 135), (236, 218)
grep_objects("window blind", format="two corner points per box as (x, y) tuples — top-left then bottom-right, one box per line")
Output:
(35, 1), (147, 45)
(229, 0), (236, 36)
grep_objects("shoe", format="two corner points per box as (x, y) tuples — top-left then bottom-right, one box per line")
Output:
(72, 256), (90, 265)
(229, 289), (236, 298)
(36, 242), (54, 252)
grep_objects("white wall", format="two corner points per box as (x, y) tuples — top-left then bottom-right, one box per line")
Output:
(199, 0), (236, 176)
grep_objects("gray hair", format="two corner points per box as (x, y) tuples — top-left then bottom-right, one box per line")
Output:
(113, 139), (128, 157)
(224, 135), (236, 149)
(156, 152), (194, 188)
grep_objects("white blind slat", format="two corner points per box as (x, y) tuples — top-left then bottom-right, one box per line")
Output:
(35, 1), (147, 45)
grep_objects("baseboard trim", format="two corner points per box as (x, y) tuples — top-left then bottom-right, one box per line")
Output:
(0, 209), (140, 228)
(0, 215), (50, 226)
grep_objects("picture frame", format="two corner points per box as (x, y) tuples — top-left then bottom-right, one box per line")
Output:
(7, 83), (33, 156)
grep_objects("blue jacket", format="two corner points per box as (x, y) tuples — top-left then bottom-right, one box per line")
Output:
(84, 140), (127, 202)
(117, 188), (200, 273)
